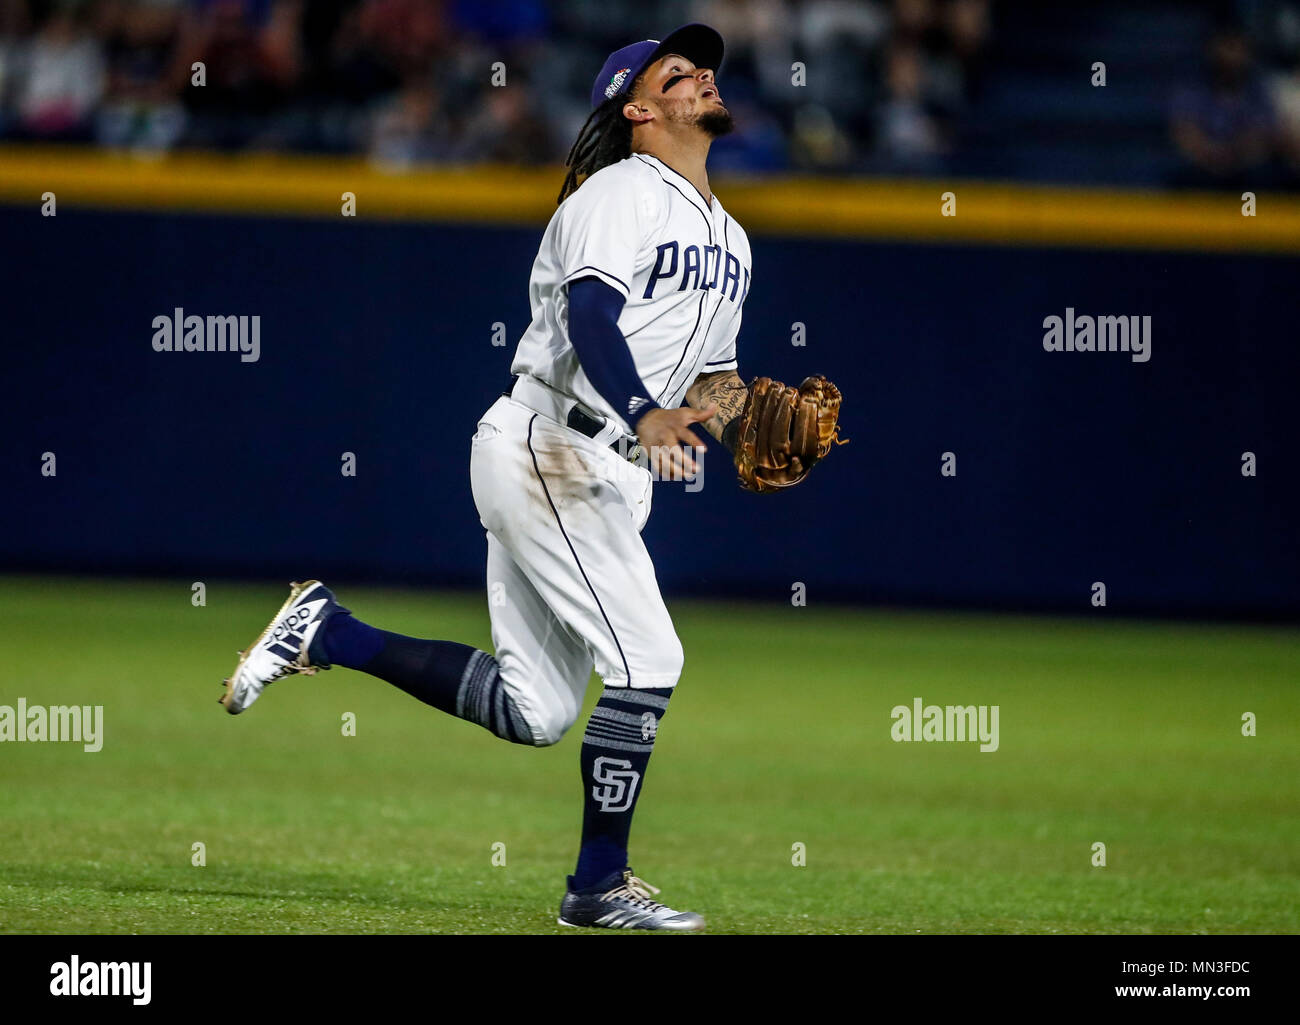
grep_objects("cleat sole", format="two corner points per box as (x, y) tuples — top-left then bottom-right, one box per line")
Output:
(219, 580), (320, 716)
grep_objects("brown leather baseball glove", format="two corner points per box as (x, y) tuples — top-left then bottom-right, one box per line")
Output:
(734, 375), (845, 493)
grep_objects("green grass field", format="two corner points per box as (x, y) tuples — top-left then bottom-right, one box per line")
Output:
(1, 575), (1296, 934)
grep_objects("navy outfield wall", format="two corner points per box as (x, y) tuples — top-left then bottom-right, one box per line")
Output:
(2, 204), (1296, 617)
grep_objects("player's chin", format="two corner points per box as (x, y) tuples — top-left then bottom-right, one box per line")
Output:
(697, 106), (735, 138)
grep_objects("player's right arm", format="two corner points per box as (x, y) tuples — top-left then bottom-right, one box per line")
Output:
(568, 276), (712, 477)
(554, 165), (714, 477)
(684, 369), (748, 453)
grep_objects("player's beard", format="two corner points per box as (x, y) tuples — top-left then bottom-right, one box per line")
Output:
(697, 106), (735, 138)
(661, 98), (735, 138)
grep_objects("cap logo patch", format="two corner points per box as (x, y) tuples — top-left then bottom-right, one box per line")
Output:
(605, 67), (632, 99)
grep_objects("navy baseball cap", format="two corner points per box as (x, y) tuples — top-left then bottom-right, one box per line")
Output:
(590, 23), (724, 110)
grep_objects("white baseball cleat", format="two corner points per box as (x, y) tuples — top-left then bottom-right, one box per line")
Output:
(557, 869), (705, 931)
(219, 580), (339, 715)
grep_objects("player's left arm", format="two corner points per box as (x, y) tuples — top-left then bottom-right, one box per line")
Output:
(684, 369), (748, 453)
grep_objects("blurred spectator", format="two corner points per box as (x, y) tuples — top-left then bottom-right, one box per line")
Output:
(174, 0), (304, 149)
(795, 0), (887, 161)
(887, 0), (986, 118)
(0, 0), (31, 137)
(875, 40), (946, 170)
(96, 0), (185, 151)
(789, 101), (852, 170)
(1270, 55), (1300, 179)
(452, 76), (553, 164)
(1253, 2), (1300, 182)
(367, 71), (449, 166)
(1169, 27), (1277, 189)
(0, 0), (998, 176)
(357, 0), (447, 80)
(358, 0), (451, 165)
(9, 0), (1300, 191)
(931, 0), (989, 109)
(12, 1), (105, 140)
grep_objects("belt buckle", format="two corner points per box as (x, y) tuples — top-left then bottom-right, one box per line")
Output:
(612, 436), (644, 465)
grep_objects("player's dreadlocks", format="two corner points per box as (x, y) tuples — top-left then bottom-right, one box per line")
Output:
(558, 93), (636, 204)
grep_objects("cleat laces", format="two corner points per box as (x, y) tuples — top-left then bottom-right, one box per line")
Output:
(601, 872), (667, 913)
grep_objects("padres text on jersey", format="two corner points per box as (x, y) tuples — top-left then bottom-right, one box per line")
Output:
(511, 153), (752, 432)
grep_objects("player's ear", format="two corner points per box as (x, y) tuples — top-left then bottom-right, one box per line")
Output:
(623, 101), (653, 125)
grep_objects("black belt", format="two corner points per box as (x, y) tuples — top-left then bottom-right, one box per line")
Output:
(504, 376), (641, 462)
(565, 404), (608, 440)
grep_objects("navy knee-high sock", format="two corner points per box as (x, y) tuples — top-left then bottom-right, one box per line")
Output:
(572, 685), (674, 891)
(313, 609), (531, 744)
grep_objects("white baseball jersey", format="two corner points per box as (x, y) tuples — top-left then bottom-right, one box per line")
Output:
(469, 151), (752, 732)
(511, 152), (752, 432)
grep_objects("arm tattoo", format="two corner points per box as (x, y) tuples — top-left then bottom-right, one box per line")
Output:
(684, 370), (748, 451)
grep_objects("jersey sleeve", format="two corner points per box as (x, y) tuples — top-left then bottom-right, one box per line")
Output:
(700, 316), (740, 374)
(553, 167), (646, 300)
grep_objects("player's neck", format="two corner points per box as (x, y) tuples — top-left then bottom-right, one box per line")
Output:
(636, 136), (713, 207)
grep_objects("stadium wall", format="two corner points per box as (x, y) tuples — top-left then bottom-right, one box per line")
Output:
(3, 149), (1296, 616)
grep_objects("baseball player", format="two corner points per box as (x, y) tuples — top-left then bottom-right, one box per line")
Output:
(219, 23), (841, 931)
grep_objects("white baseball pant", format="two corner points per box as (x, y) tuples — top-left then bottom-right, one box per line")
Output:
(468, 383), (683, 746)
